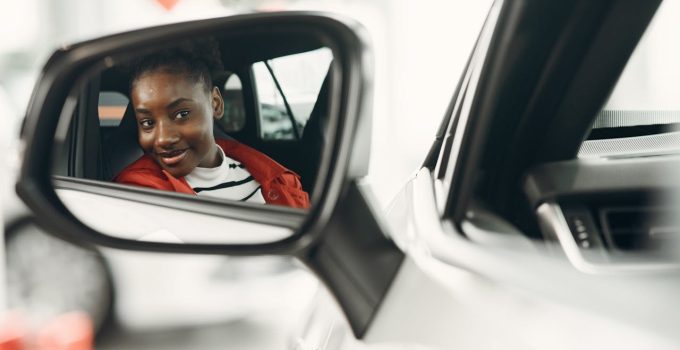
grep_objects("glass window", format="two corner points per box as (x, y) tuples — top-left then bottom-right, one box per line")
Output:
(98, 91), (128, 127)
(581, 1), (680, 158)
(253, 48), (332, 140)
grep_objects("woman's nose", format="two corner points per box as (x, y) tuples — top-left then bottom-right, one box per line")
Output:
(155, 120), (180, 148)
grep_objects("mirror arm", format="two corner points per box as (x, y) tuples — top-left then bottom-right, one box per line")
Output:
(263, 60), (301, 139)
(300, 180), (404, 338)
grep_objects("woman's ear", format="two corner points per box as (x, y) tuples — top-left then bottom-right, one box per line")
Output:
(211, 86), (224, 120)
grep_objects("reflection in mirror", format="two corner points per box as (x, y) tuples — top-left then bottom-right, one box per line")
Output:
(57, 188), (294, 244)
(51, 32), (336, 244)
(218, 72), (246, 133)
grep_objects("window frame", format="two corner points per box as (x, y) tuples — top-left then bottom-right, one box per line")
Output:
(431, 1), (502, 215)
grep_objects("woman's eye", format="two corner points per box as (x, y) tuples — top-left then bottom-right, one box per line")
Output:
(139, 119), (153, 129)
(174, 110), (190, 120)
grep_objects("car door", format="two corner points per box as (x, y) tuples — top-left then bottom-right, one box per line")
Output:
(360, 0), (680, 349)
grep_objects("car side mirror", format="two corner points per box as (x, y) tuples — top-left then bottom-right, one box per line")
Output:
(18, 12), (372, 249)
(17, 12), (404, 338)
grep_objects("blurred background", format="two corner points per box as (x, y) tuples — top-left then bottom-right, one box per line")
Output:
(0, 0), (492, 348)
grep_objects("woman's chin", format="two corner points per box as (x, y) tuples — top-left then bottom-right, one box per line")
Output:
(161, 164), (193, 178)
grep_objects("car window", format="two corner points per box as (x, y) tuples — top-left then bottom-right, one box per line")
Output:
(252, 47), (332, 141)
(580, 1), (680, 158)
(98, 91), (128, 127)
(216, 73), (246, 132)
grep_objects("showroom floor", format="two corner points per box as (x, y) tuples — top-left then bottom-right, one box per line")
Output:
(97, 305), (303, 349)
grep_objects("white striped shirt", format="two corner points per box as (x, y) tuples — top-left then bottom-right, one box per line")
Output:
(184, 147), (265, 203)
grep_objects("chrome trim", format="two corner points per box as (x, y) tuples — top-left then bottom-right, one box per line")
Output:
(536, 202), (680, 274)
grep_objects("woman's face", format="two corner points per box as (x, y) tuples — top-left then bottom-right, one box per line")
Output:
(131, 69), (224, 178)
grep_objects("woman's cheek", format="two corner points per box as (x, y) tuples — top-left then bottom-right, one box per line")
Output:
(138, 132), (155, 153)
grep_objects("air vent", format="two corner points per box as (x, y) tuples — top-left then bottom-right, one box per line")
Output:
(599, 207), (679, 252)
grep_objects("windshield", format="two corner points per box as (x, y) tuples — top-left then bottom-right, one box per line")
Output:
(580, 0), (680, 158)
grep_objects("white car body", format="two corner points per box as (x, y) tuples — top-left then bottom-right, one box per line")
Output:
(12, 1), (680, 349)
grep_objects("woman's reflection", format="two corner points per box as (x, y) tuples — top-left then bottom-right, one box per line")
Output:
(114, 41), (310, 208)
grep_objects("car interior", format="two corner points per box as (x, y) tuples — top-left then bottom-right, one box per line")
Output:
(422, 0), (680, 273)
(53, 32), (334, 200)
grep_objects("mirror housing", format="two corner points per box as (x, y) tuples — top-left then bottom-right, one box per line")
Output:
(17, 12), (373, 255)
(17, 12), (405, 339)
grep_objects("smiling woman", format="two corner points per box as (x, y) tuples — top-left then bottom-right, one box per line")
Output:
(115, 40), (310, 208)
(43, 17), (347, 245)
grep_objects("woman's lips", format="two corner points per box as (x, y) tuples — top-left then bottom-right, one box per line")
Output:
(157, 149), (188, 166)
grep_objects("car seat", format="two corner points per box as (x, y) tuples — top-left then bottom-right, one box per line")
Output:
(101, 105), (142, 180)
(296, 67), (331, 195)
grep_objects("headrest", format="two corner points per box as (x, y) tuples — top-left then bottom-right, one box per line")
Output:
(103, 104), (143, 180)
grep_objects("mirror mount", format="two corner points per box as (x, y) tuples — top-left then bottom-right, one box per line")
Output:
(299, 180), (404, 337)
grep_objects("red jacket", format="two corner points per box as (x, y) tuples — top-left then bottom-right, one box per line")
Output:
(114, 139), (310, 208)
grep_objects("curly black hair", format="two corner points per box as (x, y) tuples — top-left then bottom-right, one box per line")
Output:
(129, 38), (223, 93)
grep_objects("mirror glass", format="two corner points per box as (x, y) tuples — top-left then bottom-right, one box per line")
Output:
(50, 30), (336, 244)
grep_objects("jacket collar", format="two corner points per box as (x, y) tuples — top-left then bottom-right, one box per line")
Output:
(216, 139), (289, 185)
